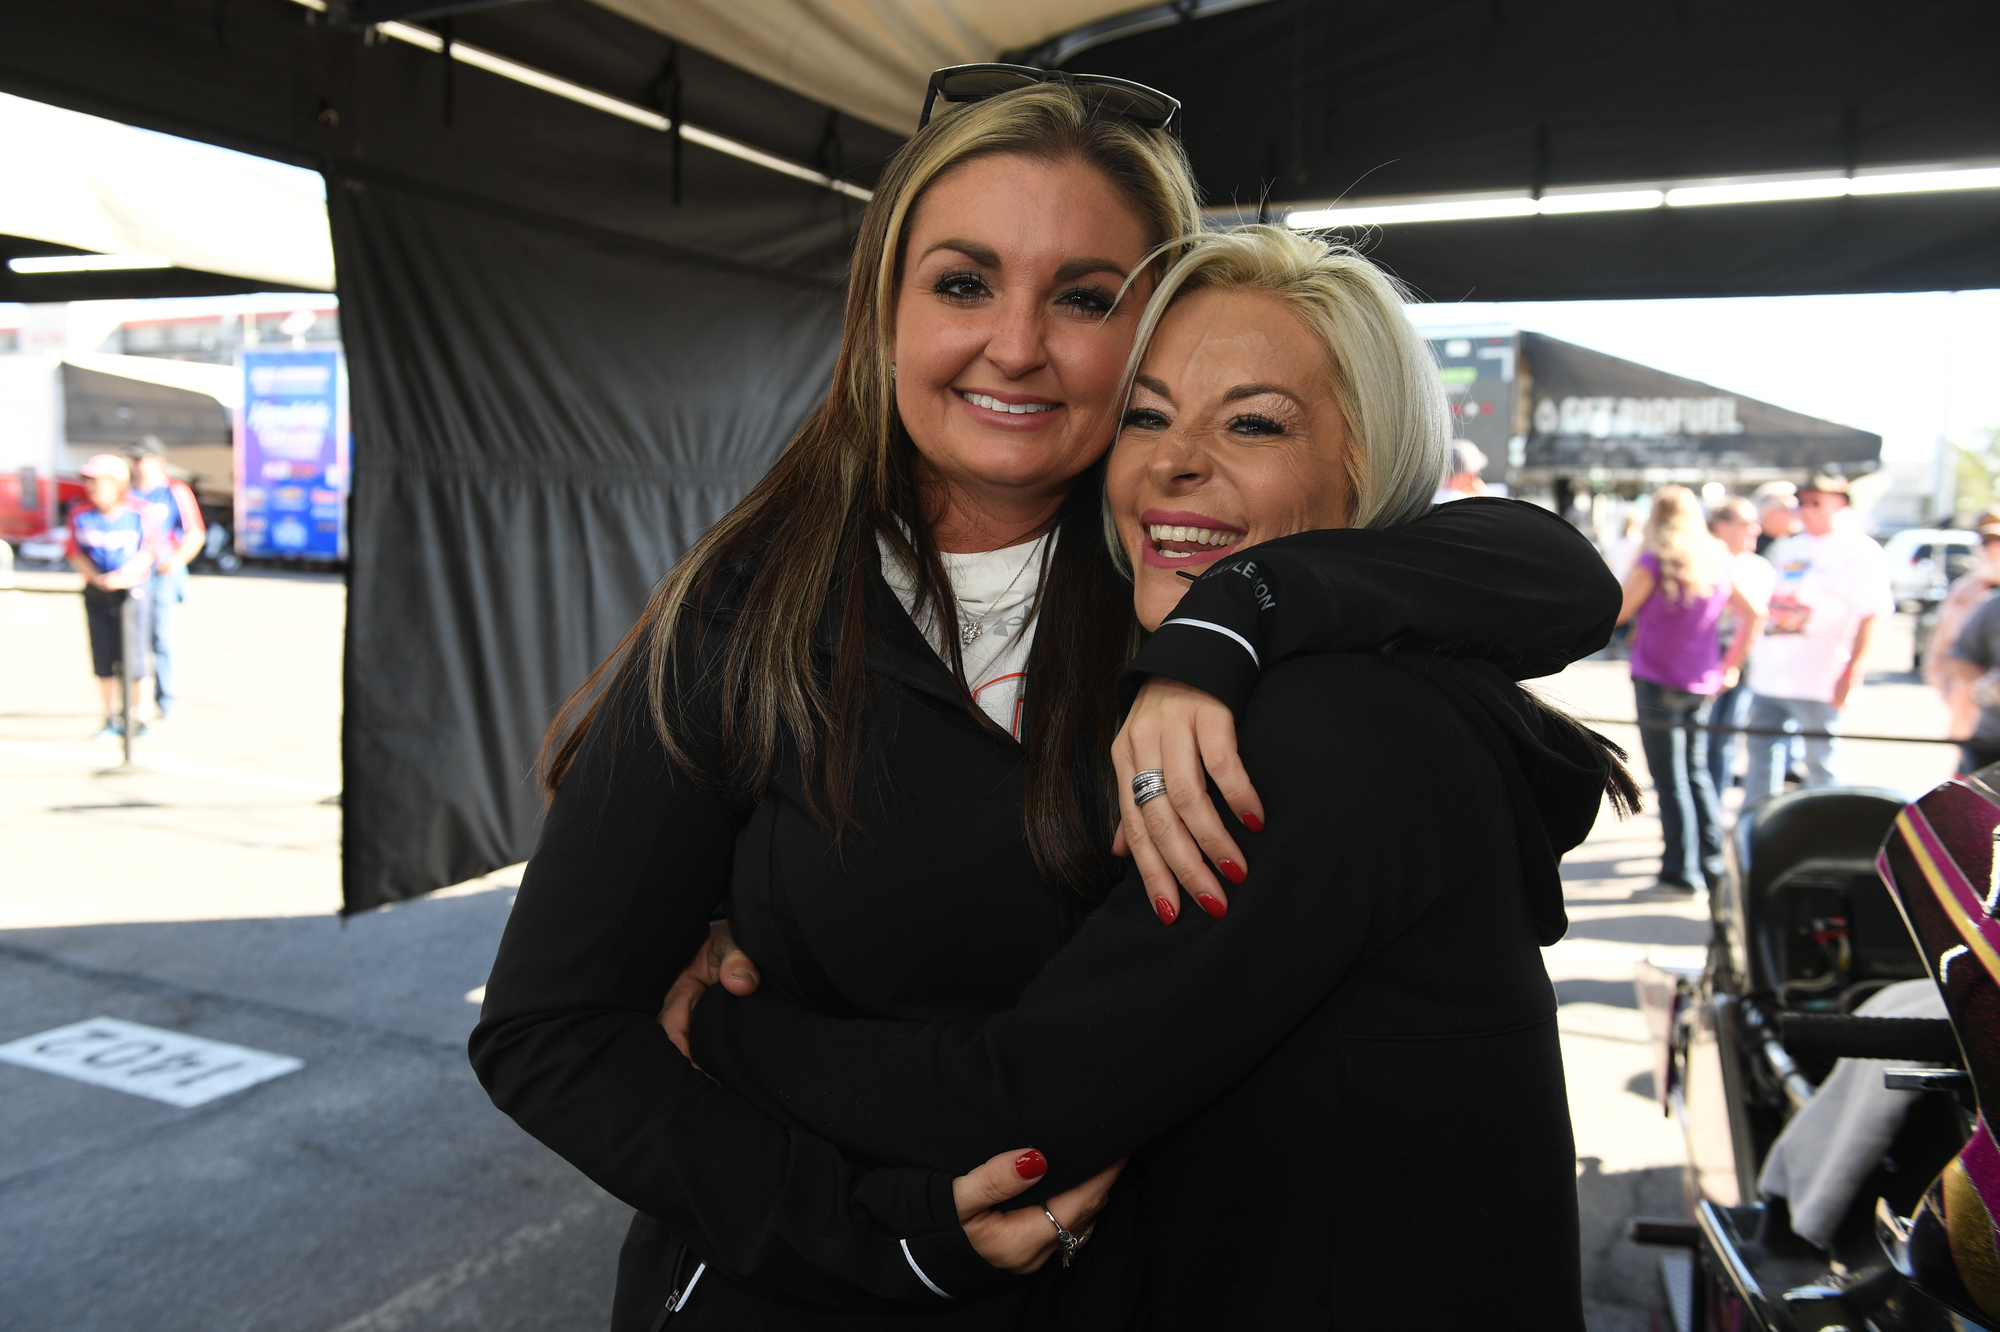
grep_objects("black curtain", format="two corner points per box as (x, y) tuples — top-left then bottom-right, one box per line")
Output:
(332, 173), (841, 911)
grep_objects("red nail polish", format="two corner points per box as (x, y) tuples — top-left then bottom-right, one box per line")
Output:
(1240, 811), (1264, 833)
(1216, 859), (1247, 886)
(1154, 896), (1177, 925)
(1015, 1150), (1048, 1180)
(1196, 893), (1227, 919)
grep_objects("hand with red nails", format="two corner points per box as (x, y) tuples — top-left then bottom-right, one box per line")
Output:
(658, 918), (762, 1061)
(1111, 675), (1265, 924)
(951, 1148), (1125, 1275)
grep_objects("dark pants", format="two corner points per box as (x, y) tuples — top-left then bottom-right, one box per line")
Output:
(82, 585), (150, 682)
(1705, 677), (1751, 794)
(1634, 677), (1723, 887)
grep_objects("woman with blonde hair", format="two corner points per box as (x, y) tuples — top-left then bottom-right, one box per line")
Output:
(676, 225), (1631, 1329)
(473, 76), (1616, 1330)
(1617, 486), (1765, 891)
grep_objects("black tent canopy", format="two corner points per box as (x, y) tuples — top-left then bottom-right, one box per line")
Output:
(0, 0), (1990, 911)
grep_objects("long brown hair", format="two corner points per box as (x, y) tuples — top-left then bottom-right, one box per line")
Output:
(541, 83), (1203, 899)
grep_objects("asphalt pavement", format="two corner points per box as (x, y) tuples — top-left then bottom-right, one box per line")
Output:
(0, 568), (1961, 1331)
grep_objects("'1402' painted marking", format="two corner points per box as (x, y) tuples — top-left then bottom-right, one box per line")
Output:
(0, 1018), (303, 1108)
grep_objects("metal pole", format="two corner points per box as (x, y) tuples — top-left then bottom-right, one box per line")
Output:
(119, 591), (136, 766)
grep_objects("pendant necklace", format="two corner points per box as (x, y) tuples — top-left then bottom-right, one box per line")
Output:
(956, 533), (1047, 648)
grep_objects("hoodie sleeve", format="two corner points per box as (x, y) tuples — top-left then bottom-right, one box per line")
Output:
(1115, 498), (1617, 718)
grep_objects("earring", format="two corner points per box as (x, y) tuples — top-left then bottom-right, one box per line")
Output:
(890, 363), (897, 378)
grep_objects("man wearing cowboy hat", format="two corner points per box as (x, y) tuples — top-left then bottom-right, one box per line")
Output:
(1743, 473), (1893, 796)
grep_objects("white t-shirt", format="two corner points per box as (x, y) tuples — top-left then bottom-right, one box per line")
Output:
(1720, 550), (1776, 654)
(878, 531), (1051, 737)
(1749, 529), (1894, 703)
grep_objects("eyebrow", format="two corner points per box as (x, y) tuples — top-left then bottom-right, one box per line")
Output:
(1133, 373), (1174, 401)
(1224, 382), (1305, 406)
(922, 239), (1001, 267)
(1054, 257), (1130, 283)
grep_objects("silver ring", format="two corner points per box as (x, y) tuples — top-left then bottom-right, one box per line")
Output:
(1042, 1205), (1080, 1263)
(1131, 769), (1168, 806)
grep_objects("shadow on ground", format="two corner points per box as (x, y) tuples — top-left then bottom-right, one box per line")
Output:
(1578, 1157), (1684, 1332)
(0, 891), (628, 1332)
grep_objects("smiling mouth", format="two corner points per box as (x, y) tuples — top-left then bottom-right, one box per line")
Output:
(958, 390), (1060, 416)
(1145, 522), (1243, 561)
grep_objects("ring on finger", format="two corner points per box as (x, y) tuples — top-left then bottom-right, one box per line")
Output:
(1131, 769), (1168, 806)
(1042, 1205), (1084, 1268)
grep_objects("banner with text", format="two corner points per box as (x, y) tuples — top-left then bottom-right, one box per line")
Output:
(236, 348), (349, 560)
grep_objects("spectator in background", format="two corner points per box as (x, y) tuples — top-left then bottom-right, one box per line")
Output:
(1944, 555), (2000, 772)
(1706, 496), (1776, 795)
(1743, 475), (1894, 795)
(1618, 486), (1765, 891)
(1924, 508), (2000, 744)
(64, 454), (158, 739)
(1752, 481), (1799, 556)
(1431, 439), (1487, 504)
(128, 437), (205, 721)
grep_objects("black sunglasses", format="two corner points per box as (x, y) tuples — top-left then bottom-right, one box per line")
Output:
(919, 64), (1180, 136)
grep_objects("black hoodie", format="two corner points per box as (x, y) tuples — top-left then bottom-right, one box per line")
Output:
(692, 640), (1609, 1329)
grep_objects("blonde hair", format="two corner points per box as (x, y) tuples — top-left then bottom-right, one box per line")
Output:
(542, 82), (1202, 899)
(1104, 225), (1449, 566)
(1644, 486), (1727, 602)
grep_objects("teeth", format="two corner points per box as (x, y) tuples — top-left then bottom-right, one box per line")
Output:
(1146, 523), (1237, 547)
(963, 391), (1057, 415)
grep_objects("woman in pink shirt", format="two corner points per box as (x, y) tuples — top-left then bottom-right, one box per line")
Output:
(1617, 487), (1766, 891)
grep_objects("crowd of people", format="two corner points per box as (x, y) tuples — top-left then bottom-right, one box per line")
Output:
(1610, 474), (1910, 892)
(62, 435), (204, 737)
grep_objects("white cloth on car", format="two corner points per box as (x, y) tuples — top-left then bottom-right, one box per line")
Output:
(1757, 978), (1949, 1248)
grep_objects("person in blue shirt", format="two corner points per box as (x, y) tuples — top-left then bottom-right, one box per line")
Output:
(128, 436), (207, 720)
(65, 454), (159, 738)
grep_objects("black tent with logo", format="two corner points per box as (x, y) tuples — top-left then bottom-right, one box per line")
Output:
(1, 0), (1992, 911)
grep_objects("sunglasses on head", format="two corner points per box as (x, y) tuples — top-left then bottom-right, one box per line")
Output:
(919, 63), (1180, 136)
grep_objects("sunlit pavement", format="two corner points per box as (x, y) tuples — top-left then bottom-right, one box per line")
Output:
(0, 573), (1962, 1330)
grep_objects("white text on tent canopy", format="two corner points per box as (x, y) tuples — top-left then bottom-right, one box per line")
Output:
(1534, 395), (1747, 438)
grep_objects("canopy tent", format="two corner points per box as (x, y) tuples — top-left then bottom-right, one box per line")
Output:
(1516, 333), (1882, 480)
(1, 0), (1990, 913)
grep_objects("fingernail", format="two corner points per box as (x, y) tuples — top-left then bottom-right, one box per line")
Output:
(1015, 1149), (1048, 1180)
(1153, 896), (1177, 925)
(1240, 811), (1264, 833)
(1196, 893), (1227, 919)
(1216, 859), (1246, 886)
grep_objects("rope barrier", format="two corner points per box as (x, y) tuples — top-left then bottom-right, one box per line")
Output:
(1573, 716), (1962, 747)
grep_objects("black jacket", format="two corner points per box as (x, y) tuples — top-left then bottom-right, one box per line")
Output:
(468, 499), (1615, 1329)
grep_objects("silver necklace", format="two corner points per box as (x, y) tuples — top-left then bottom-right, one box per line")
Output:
(955, 533), (1047, 648)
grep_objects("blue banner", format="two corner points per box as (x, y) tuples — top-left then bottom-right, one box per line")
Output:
(236, 348), (348, 560)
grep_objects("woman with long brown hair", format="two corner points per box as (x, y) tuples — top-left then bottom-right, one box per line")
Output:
(471, 75), (1614, 1330)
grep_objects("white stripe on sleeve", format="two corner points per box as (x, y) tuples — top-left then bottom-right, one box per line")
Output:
(1159, 617), (1261, 667)
(900, 1239), (952, 1298)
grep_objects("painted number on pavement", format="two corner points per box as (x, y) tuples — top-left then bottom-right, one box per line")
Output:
(0, 1017), (303, 1107)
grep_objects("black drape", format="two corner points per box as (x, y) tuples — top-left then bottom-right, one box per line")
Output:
(332, 173), (841, 911)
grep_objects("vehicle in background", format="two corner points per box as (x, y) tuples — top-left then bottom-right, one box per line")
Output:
(1882, 528), (1980, 670)
(2, 469), (87, 566)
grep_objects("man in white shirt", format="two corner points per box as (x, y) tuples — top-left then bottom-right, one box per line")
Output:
(1743, 475), (1894, 796)
(1432, 440), (1487, 505)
